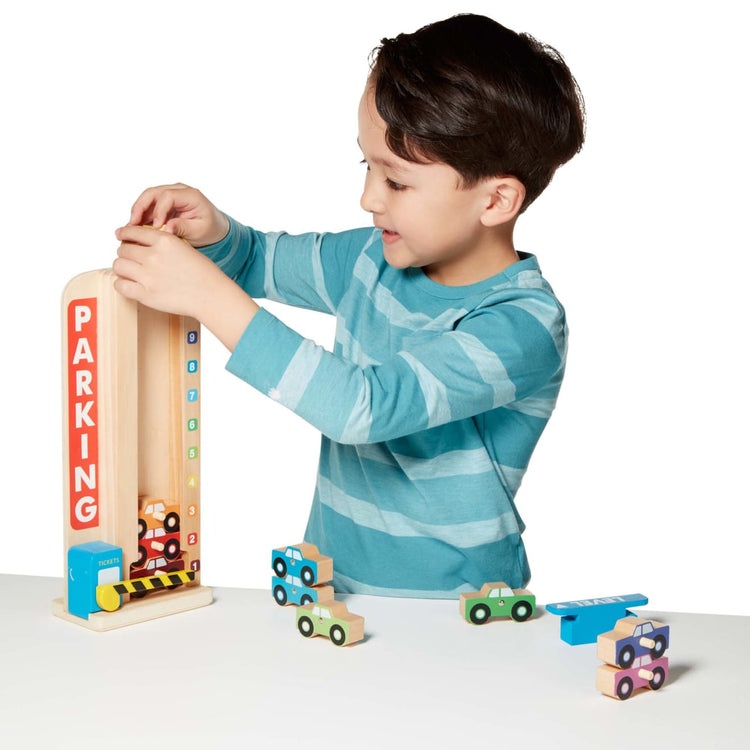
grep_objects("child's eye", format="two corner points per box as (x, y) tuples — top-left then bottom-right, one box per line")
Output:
(360, 159), (407, 191)
(385, 178), (407, 191)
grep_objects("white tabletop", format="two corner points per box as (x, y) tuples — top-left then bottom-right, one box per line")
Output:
(0, 574), (747, 749)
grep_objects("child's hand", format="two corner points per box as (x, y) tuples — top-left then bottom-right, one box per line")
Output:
(113, 225), (260, 351)
(113, 225), (222, 318)
(127, 183), (229, 248)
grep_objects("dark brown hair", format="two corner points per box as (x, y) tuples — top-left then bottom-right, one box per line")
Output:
(369, 14), (586, 210)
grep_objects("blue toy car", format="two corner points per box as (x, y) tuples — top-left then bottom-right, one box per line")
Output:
(271, 574), (334, 607)
(271, 543), (333, 587)
(597, 617), (670, 669)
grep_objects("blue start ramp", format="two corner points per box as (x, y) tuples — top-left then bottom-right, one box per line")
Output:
(545, 593), (648, 645)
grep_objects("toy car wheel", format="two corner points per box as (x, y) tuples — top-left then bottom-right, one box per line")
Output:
(329, 624), (347, 646)
(164, 539), (180, 560)
(301, 566), (315, 586)
(164, 512), (180, 533)
(273, 585), (287, 606)
(651, 635), (667, 659)
(469, 603), (491, 625)
(136, 545), (147, 567)
(300, 594), (313, 605)
(649, 667), (666, 690)
(511, 600), (533, 622)
(298, 616), (314, 638)
(616, 677), (634, 700)
(138, 519), (147, 539)
(273, 558), (287, 578)
(618, 645), (635, 669)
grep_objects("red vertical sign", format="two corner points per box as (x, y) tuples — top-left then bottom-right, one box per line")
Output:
(67, 298), (99, 530)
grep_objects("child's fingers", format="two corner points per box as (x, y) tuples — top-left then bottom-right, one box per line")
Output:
(162, 217), (194, 238)
(115, 224), (160, 246)
(142, 184), (197, 229)
(129, 183), (189, 226)
(112, 275), (144, 302)
(129, 187), (160, 226)
(112, 256), (142, 282)
(149, 193), (180, 230)
(115, 239), (149, 262)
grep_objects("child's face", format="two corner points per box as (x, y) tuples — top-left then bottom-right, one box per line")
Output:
(357, 88), (507, 286)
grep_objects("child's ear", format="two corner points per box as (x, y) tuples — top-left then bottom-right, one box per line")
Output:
(481, 177), (525, 227)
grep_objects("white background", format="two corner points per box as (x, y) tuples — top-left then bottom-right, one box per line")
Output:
(1, 1), (747, 615)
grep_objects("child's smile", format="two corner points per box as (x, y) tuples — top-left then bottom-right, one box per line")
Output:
(380, 229), (402, 246)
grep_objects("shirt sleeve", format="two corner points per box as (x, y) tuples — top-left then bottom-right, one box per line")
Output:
(199, 214), (375, 314)
(226, 288), (566, 445)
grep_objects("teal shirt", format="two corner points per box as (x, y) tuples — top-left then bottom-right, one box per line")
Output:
(202, 217), (567, 598)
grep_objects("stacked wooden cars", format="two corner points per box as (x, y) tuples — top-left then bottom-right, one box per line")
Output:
(596, 617), (670, 700)
(271, 542), (364, 647)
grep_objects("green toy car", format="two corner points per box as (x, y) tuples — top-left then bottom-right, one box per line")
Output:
(295, 601), (365, 646)
(459, 582), (536, 624)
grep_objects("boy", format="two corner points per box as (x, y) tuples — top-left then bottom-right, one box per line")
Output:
(113, 14), (585, 597)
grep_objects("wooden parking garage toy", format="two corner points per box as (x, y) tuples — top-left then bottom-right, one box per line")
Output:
(52, 270), (212, 631)
(459, 582), (536, 624)
(596, 617), (670, 700)
(545, 593), (648, 644)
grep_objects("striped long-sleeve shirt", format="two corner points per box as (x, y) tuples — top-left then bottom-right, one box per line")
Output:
(201, 217), (567, 598)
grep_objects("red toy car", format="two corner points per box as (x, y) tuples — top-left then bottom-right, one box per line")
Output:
(136, 526), (181, 566)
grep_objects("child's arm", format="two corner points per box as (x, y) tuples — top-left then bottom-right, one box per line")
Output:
(227, 284), (565, 445)
(114, 183), (366, 349)
(115, 220), (562, 444)
(199, 216), (372, 313)
(113, 185), (564, 445)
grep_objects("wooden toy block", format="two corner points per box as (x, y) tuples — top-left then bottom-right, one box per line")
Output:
(459, 582), (535, 624)
(295, 601), (365, 646)
(545, 593), (648, 644)
(597, 656), (669, 700)
(272, 543), (333, 586)
(597, 617), (670, 669)
(53, 270), (212, 630)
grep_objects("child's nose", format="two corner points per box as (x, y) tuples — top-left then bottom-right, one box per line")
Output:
(360, 176), (385, 215)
